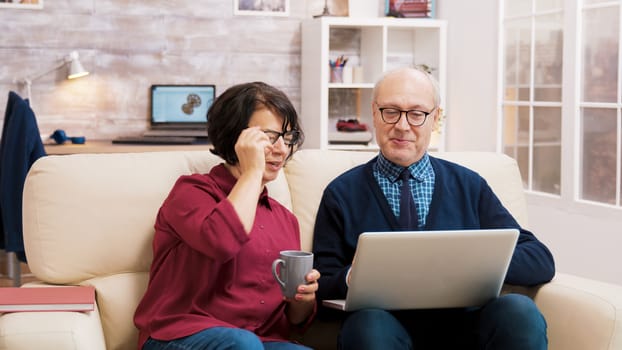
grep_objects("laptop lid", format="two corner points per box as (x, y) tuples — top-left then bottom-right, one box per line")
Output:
(150, 84), (215, 131)
(322, 229), (519, 311)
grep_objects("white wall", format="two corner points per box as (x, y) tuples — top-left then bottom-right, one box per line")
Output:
(437, 0), (499, 152)
(527, 197), (622, 285)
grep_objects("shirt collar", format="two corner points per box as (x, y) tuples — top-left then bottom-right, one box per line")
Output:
(375, 152), (431, 183)
(211, 164), (271, 207)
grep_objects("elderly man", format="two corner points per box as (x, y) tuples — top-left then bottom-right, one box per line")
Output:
(312, 66), (555, 349)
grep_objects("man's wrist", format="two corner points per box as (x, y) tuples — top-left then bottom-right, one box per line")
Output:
(345, 266), (352, 287)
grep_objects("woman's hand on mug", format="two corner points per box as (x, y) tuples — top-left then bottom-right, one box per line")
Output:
(290, 269), (320, 303)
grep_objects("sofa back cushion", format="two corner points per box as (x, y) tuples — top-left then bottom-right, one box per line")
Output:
(22, 150), (291, 350)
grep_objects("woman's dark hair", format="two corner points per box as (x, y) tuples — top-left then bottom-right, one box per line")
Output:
(207, 81), (304, 165)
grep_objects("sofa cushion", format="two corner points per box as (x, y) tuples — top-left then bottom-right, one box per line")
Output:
(23, 151), (291, 284)
(534, 273), (622, 350)
(0, 288), (106, 350)
(86, 273), (148, 350)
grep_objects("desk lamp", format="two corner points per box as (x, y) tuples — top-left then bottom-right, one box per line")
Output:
(18, 51), (89, 107)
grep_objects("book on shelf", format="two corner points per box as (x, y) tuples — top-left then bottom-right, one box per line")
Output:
(385, 0), (436, 18)
(0, 285), (95, 312)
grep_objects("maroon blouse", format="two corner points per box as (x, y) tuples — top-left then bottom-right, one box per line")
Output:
(134, 164), (304, 348)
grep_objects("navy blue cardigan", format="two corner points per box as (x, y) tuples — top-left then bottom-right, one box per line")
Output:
(0, 91), (46, 262)
(312, 155), (555, 301)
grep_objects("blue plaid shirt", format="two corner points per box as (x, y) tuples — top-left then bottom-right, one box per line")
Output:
(373, 152), (435, 227)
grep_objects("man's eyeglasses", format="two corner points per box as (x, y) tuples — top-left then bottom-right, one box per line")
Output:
(378, 107), (436, 127)
(263, 129), (301, 146)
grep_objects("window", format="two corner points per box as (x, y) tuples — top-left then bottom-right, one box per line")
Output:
(579, 1), (621, 205)
(501, 0), (564, 195)
(500, 0), (622, 208)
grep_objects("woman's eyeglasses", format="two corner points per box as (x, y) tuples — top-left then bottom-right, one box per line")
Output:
(262, 129), (301, 146)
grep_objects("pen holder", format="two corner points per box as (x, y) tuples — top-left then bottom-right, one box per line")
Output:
(330, 66), (344, 83)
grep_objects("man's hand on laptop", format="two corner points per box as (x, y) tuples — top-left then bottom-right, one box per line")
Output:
(346, 256), (357, 287)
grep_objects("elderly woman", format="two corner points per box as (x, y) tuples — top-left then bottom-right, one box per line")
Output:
(134, 82), (319, 350)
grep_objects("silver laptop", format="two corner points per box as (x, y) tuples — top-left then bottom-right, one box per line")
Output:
(113, 84), (215, 144)
(322, 229), (519, 311)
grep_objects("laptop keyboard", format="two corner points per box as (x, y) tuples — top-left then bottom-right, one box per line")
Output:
(112, 136), (203, 145)
(143, 129), (207, 137)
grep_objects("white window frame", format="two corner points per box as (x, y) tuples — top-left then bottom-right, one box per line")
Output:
(497, 0), (622, 218)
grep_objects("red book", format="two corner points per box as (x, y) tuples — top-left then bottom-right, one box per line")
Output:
(0, 286), (95, 312)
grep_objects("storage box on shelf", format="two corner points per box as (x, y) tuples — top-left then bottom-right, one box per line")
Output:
(301, 16), (447, 150)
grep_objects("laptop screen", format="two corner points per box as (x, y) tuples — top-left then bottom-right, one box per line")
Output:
(150, 84), (216, 127)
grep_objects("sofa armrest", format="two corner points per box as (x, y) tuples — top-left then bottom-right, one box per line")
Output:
(0, 290), (106, 350)
(504, 273), (622, 350)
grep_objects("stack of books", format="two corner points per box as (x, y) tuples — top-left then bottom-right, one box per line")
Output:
(386, 0), (435, 18)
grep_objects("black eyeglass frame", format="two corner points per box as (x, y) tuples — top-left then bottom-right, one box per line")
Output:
(262, 129), (301, 146)
(377, 107), (437, 127)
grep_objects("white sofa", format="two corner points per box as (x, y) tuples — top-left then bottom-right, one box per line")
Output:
(1, 149), (621, 350)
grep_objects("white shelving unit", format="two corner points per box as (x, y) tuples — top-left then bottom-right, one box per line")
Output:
(301, 17), (447, 150)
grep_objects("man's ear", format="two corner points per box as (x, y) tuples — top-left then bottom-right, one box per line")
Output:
(433, 108), (444, 133)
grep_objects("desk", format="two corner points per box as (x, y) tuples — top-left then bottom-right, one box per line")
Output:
(44, 140), (212, 155)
